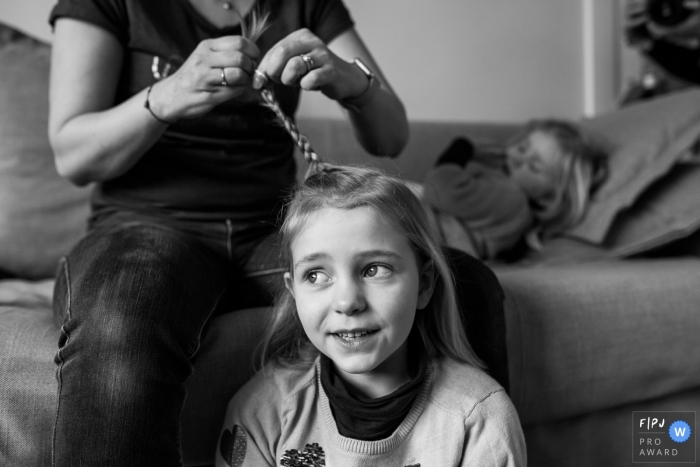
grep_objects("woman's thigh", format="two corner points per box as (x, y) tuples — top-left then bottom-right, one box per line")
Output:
(52, 218), (230, 465)
(55, 217), (229, 362)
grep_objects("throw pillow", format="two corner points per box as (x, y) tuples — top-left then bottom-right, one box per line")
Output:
(0, 23), (90, 279)
(567, 89), (700, 244)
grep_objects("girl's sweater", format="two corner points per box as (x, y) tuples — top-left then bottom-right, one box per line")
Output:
(216, 356), (526, 467)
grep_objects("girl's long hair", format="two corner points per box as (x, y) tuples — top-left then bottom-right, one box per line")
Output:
(513, 120), (607, 249)
(258, 165), (485, 370)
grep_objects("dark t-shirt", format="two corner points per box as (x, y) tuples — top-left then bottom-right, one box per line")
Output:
(50, 0), (353, 221)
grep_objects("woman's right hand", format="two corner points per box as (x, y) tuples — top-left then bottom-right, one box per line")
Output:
(149, 36), (261, 121)
(49, 19), (261, 186)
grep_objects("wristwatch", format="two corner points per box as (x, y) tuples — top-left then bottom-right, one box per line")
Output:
(340, 58), (379, 112)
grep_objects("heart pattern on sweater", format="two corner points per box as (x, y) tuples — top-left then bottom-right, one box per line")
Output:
(219, 424), (247, 467)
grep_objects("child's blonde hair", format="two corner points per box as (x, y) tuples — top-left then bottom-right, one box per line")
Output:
(259, 165), (484, 370)
(513, 120), (607, 249)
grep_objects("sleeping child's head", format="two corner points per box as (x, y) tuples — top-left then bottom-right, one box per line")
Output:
(505, 119), (607, 238)
(261, 165), (483, 397)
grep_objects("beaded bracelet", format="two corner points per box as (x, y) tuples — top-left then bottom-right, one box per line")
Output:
(144, 85), (172, 125)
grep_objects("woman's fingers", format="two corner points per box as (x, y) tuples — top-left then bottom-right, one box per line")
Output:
(256, 29), (321, 83)
(279, 53), (318, 87)
(157, 35), (263, 119)
(298, 65), (335, 92)
(206, 35), (261, 60)
(208, 49), (257, 74)
(218, 66), (253, 88)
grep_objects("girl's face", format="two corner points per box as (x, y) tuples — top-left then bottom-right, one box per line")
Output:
(506, 130), (564, 204)
(284, 206), (434, 398)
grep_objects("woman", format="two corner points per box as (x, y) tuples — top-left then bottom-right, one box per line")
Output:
(48, 0), (407, 465)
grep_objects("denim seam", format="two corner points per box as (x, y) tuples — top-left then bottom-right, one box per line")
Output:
(52, 257), (72, 467)
(225, 219), (233, 262)
(185, 285), (228, 360)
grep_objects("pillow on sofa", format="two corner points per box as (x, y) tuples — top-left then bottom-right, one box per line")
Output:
(0, 23), (90, 279)
(567, 90), (700, 244)
(529, 163), (700, 263)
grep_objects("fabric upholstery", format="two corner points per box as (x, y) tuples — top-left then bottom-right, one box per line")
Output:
(496, 258), (700, 424)
(295, 118), (522, 183)
(599, 163), (700, 257)
(524, 386), (700, 467)
(0, 23), (91, 279)
(0, 279), (269, 467)
(571, 90), (700, 244)
(525, 164), (700, 263)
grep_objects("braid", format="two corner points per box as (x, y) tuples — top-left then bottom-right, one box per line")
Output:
(240, 8), (329, 179)
(258, 83), (325, 177)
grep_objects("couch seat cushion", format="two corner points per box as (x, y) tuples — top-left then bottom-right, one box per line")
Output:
(496, 258), (700, 425)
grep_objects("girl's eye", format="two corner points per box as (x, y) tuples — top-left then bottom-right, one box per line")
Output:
(305, 270), (331, 284)
(364, 264), (392, 278)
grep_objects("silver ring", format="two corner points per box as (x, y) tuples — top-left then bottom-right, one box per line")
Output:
(300, 54), (314, 73)
(220, 68), (228, 87)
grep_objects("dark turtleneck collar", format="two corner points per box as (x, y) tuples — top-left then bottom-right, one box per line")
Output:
(320, 336), (427, 441)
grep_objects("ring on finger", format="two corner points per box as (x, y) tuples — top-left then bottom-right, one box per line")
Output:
(220, 68), (228, 87)
(300, 54), (314, 73)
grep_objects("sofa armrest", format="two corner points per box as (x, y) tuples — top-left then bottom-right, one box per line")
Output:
(496, 258), (700, 425)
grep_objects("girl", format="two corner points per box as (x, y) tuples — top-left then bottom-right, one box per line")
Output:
(216, 166), (526, 467)
(423, 120), (607, 260)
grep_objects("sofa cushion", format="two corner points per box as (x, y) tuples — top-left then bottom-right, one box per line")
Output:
(0, 23), (91, 279)
(496, 257), (700, 425)
(570, 90), (700, 244)
(524, 163), (700, 263)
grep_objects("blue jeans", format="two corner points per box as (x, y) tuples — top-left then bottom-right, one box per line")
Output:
(51, 209), (284, 466)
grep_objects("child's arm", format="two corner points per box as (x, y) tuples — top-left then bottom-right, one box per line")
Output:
(460, 389), (527, 467)
(215, 375), (281, 467)
(424, 138), (528, 222)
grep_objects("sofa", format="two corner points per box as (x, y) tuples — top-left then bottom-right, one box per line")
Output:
(2, 21), (700, 467)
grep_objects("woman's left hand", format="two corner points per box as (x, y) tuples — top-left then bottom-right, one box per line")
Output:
(253, 28), (368, 102)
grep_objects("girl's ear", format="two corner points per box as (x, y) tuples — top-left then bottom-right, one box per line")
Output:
(416, 260), (436, 310)
(283, 272), (295, 299)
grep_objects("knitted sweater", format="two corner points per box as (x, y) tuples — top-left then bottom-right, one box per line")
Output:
(423, 162), (533, 260)
(216, 356), (526, 467)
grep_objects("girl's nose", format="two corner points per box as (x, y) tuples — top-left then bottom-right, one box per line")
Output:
(332, 277), (366, 316)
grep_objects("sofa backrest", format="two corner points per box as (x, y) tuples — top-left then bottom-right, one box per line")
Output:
(295, 118), (521, 182)
(0, 22), (91, 280)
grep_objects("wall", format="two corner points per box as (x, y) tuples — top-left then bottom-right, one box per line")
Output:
(0, 0), (642, 123)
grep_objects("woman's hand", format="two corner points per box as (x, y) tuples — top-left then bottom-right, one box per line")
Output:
(252, 28), (368, 102)
(251, 27), (408, 157)
(151, 36), (261, 121)
(49, 19), (264, 185)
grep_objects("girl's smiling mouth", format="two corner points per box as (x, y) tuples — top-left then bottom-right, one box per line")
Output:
(331, 329), (379, 347)
(333, 329), (378, 339)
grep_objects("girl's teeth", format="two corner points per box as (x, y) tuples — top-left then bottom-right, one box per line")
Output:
(338, 330), (371, 338)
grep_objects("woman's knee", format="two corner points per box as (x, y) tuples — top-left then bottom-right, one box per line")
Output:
(54, 222), (227, 356)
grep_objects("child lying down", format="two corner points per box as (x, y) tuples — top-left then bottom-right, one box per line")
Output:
(423, 120), (607, 260)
